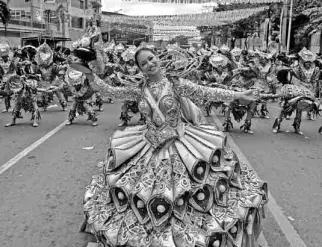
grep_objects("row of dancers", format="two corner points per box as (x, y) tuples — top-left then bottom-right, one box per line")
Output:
(0, 33), (321, 134)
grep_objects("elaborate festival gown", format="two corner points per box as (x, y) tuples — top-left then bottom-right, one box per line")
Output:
(82, 74), (268, 247)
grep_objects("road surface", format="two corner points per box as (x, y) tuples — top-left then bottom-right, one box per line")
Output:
(0, 99), (321, 247)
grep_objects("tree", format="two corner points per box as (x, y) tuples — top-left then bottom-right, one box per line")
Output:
(0, 0), (11, 37)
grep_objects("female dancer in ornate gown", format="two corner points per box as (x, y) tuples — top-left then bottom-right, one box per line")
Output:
(76, 47), (267, 247)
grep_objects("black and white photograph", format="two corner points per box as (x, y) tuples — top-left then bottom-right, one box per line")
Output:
(0, 0), (321, 246)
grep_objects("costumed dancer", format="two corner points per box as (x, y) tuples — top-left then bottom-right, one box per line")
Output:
(291, 47), (320, 120)
(0, 39), (15, 113)
(33, 42), (68, 111)
(54, 46), (73, 103)
(272, 48), (320, 134)
(74, 45), (267, 247)
(118, 45), (146, 127)
(83, 20), (106, 112)
(4, 74), (44, 127)
(222, 61), (260, 133)
(230, 47), (245, 69)
(65, 66), (98, 126)
(252, 51), (275, 118)
(199, 53), (234, 116)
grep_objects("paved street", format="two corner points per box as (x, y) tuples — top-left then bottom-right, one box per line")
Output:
(0, 99), (321, 247)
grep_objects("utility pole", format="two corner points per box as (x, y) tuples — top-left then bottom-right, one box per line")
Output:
(286, 0), (293, 54)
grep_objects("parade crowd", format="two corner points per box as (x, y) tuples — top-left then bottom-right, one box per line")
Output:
(1, 29), (321, 134)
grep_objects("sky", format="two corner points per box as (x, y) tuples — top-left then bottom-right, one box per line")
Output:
(102, 0), (216, 16)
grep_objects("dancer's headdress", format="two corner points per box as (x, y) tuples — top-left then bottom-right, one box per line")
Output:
(298, 47), (316, 62)
(115, 43), (125, 52)
(35, 42), (53, 66)
(209, 53), (228, 67)
(219, 44), (230, 54)
(166, 43), (180, 51)
(0, 39), (10, 57)
(254, 50), (273, 60)
(188, 46), (196, 53)
(210, 45), (219, 53)
(103, 40), (115, 53)
(65, 67), (86, 86)
(121, 46), (137, 62)
(197, 47), (211, 56)
(231, 47), (242, 57)
(70, 22), (104, 74)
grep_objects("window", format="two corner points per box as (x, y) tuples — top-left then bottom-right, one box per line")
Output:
(71, 0), (83, 9)
(71, 17), (83, 29)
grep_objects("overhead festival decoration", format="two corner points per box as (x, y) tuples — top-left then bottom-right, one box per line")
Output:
(122, 0), (282, 3)
(101, 6), (269, 27)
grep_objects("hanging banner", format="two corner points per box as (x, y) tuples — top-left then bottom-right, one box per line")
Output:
(101, 6), (269, 27)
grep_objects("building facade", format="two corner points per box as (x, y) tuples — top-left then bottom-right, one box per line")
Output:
(1, 0), (101, 47)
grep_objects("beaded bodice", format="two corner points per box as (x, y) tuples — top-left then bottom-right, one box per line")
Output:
(138, 78), (181, 128)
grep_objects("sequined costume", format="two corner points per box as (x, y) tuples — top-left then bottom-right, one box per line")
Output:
(5, 75), (41, 127)
(0, 40), (15, 112)
(65, 68), (98, 126)
(222, 63), (260, 133)
(198, 53), (234, 117)
(34, 43), (68, 111)
(252, 51), (276, 118)
(272, 48), (321, 134)
(81, 74), (267, 247)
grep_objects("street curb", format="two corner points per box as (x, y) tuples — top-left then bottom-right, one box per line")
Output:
(209, 112), (307, 247)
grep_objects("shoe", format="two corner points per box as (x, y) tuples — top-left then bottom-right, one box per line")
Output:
(92, 121), (98, 126)
(118, 121), (128, 127)
(5, 121), (16, 127)
(2, 109), (8, 113)
(66, 120), (73, 125)
(33, 122), (39, 127)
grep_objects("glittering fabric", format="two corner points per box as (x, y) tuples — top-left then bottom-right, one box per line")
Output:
(91, 74), (235, 103)
(83, 75), (266, 247)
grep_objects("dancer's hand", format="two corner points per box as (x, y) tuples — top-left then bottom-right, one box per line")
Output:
(234, 89), (258, 104)
(85, 72), (94, 82)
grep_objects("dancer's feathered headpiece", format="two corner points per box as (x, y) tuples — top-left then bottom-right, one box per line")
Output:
(254, 50), (273, 60)
(298, 47), (316, 62)
(115, 43), (125, 52)
(231, 47), (242, 57)
(219, 44), (230, 54)
(210, 45), (219, 53)
(35, 42), (53, 66)
(65, 67), (86, 86)
(121, 46), (137, 62)
(0, 39), (10, 57)
(103, 40), (115, 53)
(209, 53), (228, 67)
(71, 23), (105, 74)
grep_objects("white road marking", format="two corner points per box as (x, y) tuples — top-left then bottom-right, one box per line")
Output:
(0, 120), (68, 176)
(210, 113), (307, 247)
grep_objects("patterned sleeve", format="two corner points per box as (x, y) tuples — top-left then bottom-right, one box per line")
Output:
(89, 74), (141, 101)
(174, 77), (235, 102)
(312, 68), (320, 83)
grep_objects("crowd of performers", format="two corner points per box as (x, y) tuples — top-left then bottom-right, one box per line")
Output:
(1, 30), (322, 134)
